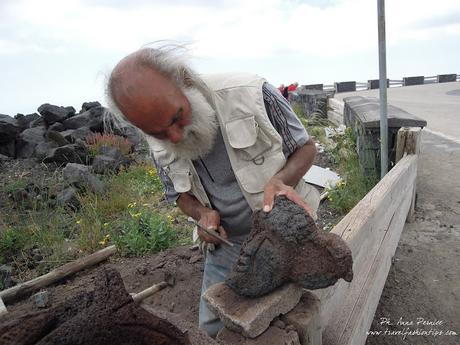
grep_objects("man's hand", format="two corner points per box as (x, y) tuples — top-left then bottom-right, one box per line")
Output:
(197, 208), (229, 245)
(177, 193), (229, 245)
(263, 176), (313, 217)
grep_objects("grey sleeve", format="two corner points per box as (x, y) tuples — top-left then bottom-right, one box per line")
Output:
(150, 153), (180, 203)
(262, 82), (310, 158)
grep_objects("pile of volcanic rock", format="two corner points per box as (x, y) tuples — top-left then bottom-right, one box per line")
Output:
(0, 102), (144, 210)
(0, 268), (217, 345)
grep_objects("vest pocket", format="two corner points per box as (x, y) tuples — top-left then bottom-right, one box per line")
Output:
(168, 171), (191, 193)
(226, 115), (273, 163)
(235, 151), (286, 194)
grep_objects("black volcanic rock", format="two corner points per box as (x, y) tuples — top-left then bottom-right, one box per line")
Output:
(16, 126), (47, 158)
(81, 101), (102, 112)
(226, 196), (353, 297)
(14, 113), (40, 130)
(38, 103), (75, 125)
(0, 114), (21, 144)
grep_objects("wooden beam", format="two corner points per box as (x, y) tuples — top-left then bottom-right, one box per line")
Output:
(395, 127), (421, 221)
(0, 245), (117, 304)
(131, 282), (168, 304)
(313, 155), (417, 329)
(326, 187), (413, 345)
(327, 110), (344, 126)
(328, 98), (344, 113)
(0, 297), (6, 316)
(395, 127), (422, 162)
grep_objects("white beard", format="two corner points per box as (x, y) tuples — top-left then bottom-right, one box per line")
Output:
(146, 87), (218, 161)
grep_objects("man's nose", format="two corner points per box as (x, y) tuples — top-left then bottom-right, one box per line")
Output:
(167, 126), (183, 144)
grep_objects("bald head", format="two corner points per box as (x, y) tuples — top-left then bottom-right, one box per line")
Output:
(108, 49), (192, 143)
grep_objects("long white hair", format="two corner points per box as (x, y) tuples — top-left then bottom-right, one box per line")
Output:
(104, 44), (217, 160)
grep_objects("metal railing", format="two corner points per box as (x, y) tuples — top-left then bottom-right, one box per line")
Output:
(310, 74), (458, 93)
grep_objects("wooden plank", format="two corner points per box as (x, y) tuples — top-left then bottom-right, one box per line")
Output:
(313, 155), (417, 327)
(0, 297), (6, 316)
(326, 187), (413, 345)
(328, 98), (344, 113)
(396, 127), (422, 162)
(317, 168), (415, 340)
(327, 110), (344, 126)
(396, 127), (421, 221)
(0, 245), (117, 304)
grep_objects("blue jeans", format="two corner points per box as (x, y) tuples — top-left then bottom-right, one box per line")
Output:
(198, 234), (247, 338)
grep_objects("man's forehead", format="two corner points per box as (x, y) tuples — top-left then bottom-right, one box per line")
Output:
(111, 62), (188, 134)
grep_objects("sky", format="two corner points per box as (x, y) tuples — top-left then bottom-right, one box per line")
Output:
(1, 0), (459, 115)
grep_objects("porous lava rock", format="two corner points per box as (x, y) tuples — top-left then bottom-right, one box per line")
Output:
(0, 268), (217, 345)
(226, 196), (353, 297)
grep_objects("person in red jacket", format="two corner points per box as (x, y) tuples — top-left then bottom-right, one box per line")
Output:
(288, 82), (298, 92)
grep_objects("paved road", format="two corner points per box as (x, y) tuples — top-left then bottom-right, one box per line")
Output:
(335, 82), (460, 142)
(336, 83), (460, 344)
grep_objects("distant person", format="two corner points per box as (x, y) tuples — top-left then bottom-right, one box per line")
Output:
(282, 86), (289, 100)
(288, 82), (299, 92)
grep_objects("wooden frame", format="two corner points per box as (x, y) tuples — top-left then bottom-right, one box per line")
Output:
(301, 154), (418, 345)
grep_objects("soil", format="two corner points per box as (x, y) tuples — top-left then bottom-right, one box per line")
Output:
(4, 245), (205, 326)
(1, 268), (216, 345)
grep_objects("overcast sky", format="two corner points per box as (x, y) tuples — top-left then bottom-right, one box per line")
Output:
(1, 0), (459, 115)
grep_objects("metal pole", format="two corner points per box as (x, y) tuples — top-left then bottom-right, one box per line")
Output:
(378, 0), (388, 177)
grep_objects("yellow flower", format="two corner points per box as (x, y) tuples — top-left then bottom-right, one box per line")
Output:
(76, 219), (82, 225)
(131, 212), (142, 218)
(103, 222), (109, 227)
(99, 234), (110, 246)
(127, 202), (137, 208)
(148, 169), (157, 177)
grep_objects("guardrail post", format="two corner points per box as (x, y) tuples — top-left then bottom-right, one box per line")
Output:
(396, 127), (422, 221)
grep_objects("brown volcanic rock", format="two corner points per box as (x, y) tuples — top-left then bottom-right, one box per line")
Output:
(0, 268), (216, 345)
(226, 196), (353, 297)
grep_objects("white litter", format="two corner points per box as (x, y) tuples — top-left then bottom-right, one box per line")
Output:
(303, 165), (341, 188)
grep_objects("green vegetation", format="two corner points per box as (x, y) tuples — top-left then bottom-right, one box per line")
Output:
(294, 103), (377, 215)
(0, 161), (193, 278)
(325, 128), (377, 213)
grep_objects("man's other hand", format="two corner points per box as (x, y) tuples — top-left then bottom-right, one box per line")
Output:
(263, 176), (313, 217)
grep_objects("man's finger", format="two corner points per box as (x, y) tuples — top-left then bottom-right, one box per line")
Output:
(218, 226), (228, 240)
(263, 190), (275, 212)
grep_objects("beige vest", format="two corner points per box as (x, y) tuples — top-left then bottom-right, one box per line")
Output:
(148, 73), (320, 217)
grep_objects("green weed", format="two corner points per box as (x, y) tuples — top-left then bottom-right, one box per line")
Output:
(0, 227), (27, 264)
(112, 206), (177, 256)
(325, 128), (377, 214)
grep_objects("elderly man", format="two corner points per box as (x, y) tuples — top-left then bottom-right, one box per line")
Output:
(106, 47), (320, 338)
